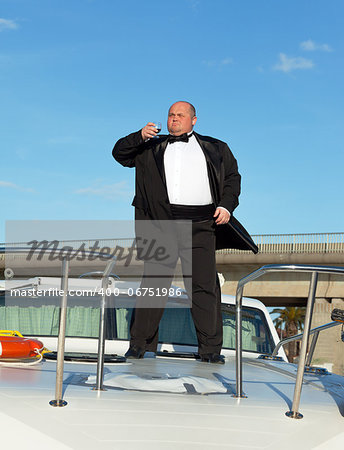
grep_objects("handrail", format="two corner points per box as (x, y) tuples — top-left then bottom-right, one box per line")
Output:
(79, 271), (120, 279)
(39, 247), (117, 406)
(49, 257), (69, 407)
(271, 321), (341, 358)
(235, 264), (344, 419)
(94, 258), (117, 391)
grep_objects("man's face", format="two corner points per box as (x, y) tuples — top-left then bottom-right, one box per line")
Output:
(167, 102), (197, 136)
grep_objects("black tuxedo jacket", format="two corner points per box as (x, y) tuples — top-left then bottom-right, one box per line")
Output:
(113, 130), (258, 253)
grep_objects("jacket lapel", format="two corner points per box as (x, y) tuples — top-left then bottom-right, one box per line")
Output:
(152, 136), (169, 184)
(194, 132), (222, 205)
(194, 133), (221, 174)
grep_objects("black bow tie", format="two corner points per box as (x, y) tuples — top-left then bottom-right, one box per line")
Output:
(168, 132), (192, 144)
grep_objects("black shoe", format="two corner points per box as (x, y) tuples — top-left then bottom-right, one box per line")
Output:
(200, 353), (225, 364)
(125, 345), (145, 359)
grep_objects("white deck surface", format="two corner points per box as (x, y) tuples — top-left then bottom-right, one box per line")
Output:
(1, 355), (344, 449)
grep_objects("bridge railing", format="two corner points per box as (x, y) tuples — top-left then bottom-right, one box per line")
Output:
(219, 232), (344, 254)
(1, 238), (134, 250)
(2, 232), (344, 255)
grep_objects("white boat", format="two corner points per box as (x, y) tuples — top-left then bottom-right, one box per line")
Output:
(1, 262), (344, 449)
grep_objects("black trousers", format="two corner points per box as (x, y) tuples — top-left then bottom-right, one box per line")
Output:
(129, 219), (223, 355)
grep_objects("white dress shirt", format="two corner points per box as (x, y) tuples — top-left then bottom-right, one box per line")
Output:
(164, 134), (213, 205)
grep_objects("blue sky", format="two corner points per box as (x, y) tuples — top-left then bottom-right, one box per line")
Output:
(1, 0), (343, 242)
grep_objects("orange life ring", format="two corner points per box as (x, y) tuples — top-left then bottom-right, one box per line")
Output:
(0, 336), (44, 359)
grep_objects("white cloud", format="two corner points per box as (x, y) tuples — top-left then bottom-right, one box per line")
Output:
(221, 57), (233, 65)
(273, 53), (314, 73)
(15, 148), (30, 160)
(202, 57), (233, 67)
(0, 18), (18, 31)
(300, 39), (333, 52)
(186, 0), (200, 10)
(75, 181), (131, 200)
(202, 60), (216, 67)
(0, 180), (34, 193)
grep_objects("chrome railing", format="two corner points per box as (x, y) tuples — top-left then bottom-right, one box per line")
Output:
(46, 252), (116, 405)
(2, 246), (119, 407)
(3, 246), (118, 403)
(94, 258), (117, 391)
(271, 321), (341, 367)
(49, 257), (69, 407)
(235, 264), (344, 419)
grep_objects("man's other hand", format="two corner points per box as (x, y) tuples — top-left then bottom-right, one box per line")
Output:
(141, 123), (159, 140)
(214, 207), (230, 225)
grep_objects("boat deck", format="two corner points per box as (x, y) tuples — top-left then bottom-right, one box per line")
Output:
(1, 355), (344, 449)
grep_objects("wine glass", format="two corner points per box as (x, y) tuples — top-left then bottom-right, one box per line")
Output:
(154, 122), (162, 137)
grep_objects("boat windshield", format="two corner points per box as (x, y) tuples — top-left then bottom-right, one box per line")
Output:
(0, 295), (275, 355)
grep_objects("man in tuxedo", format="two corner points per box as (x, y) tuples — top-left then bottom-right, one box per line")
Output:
(113, 101), (257, 363)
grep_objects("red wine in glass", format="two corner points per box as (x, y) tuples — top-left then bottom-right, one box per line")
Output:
(154, 122), (162, 135)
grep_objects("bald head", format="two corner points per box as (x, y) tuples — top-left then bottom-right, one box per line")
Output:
(168, 101), (196, 118)
(167, 101), (197, 136)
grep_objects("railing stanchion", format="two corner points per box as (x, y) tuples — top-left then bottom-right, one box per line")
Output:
(50, 257), (69, 407)
(286, 271), (318, 419)
(306, 330), (320, 367)
(234, 286), (245, 398)
(94, 257), (117, 391)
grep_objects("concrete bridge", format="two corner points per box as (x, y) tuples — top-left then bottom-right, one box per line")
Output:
(2, 232), (343, 307)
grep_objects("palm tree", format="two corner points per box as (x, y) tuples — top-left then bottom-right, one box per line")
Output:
(271, 307), (306, 362)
